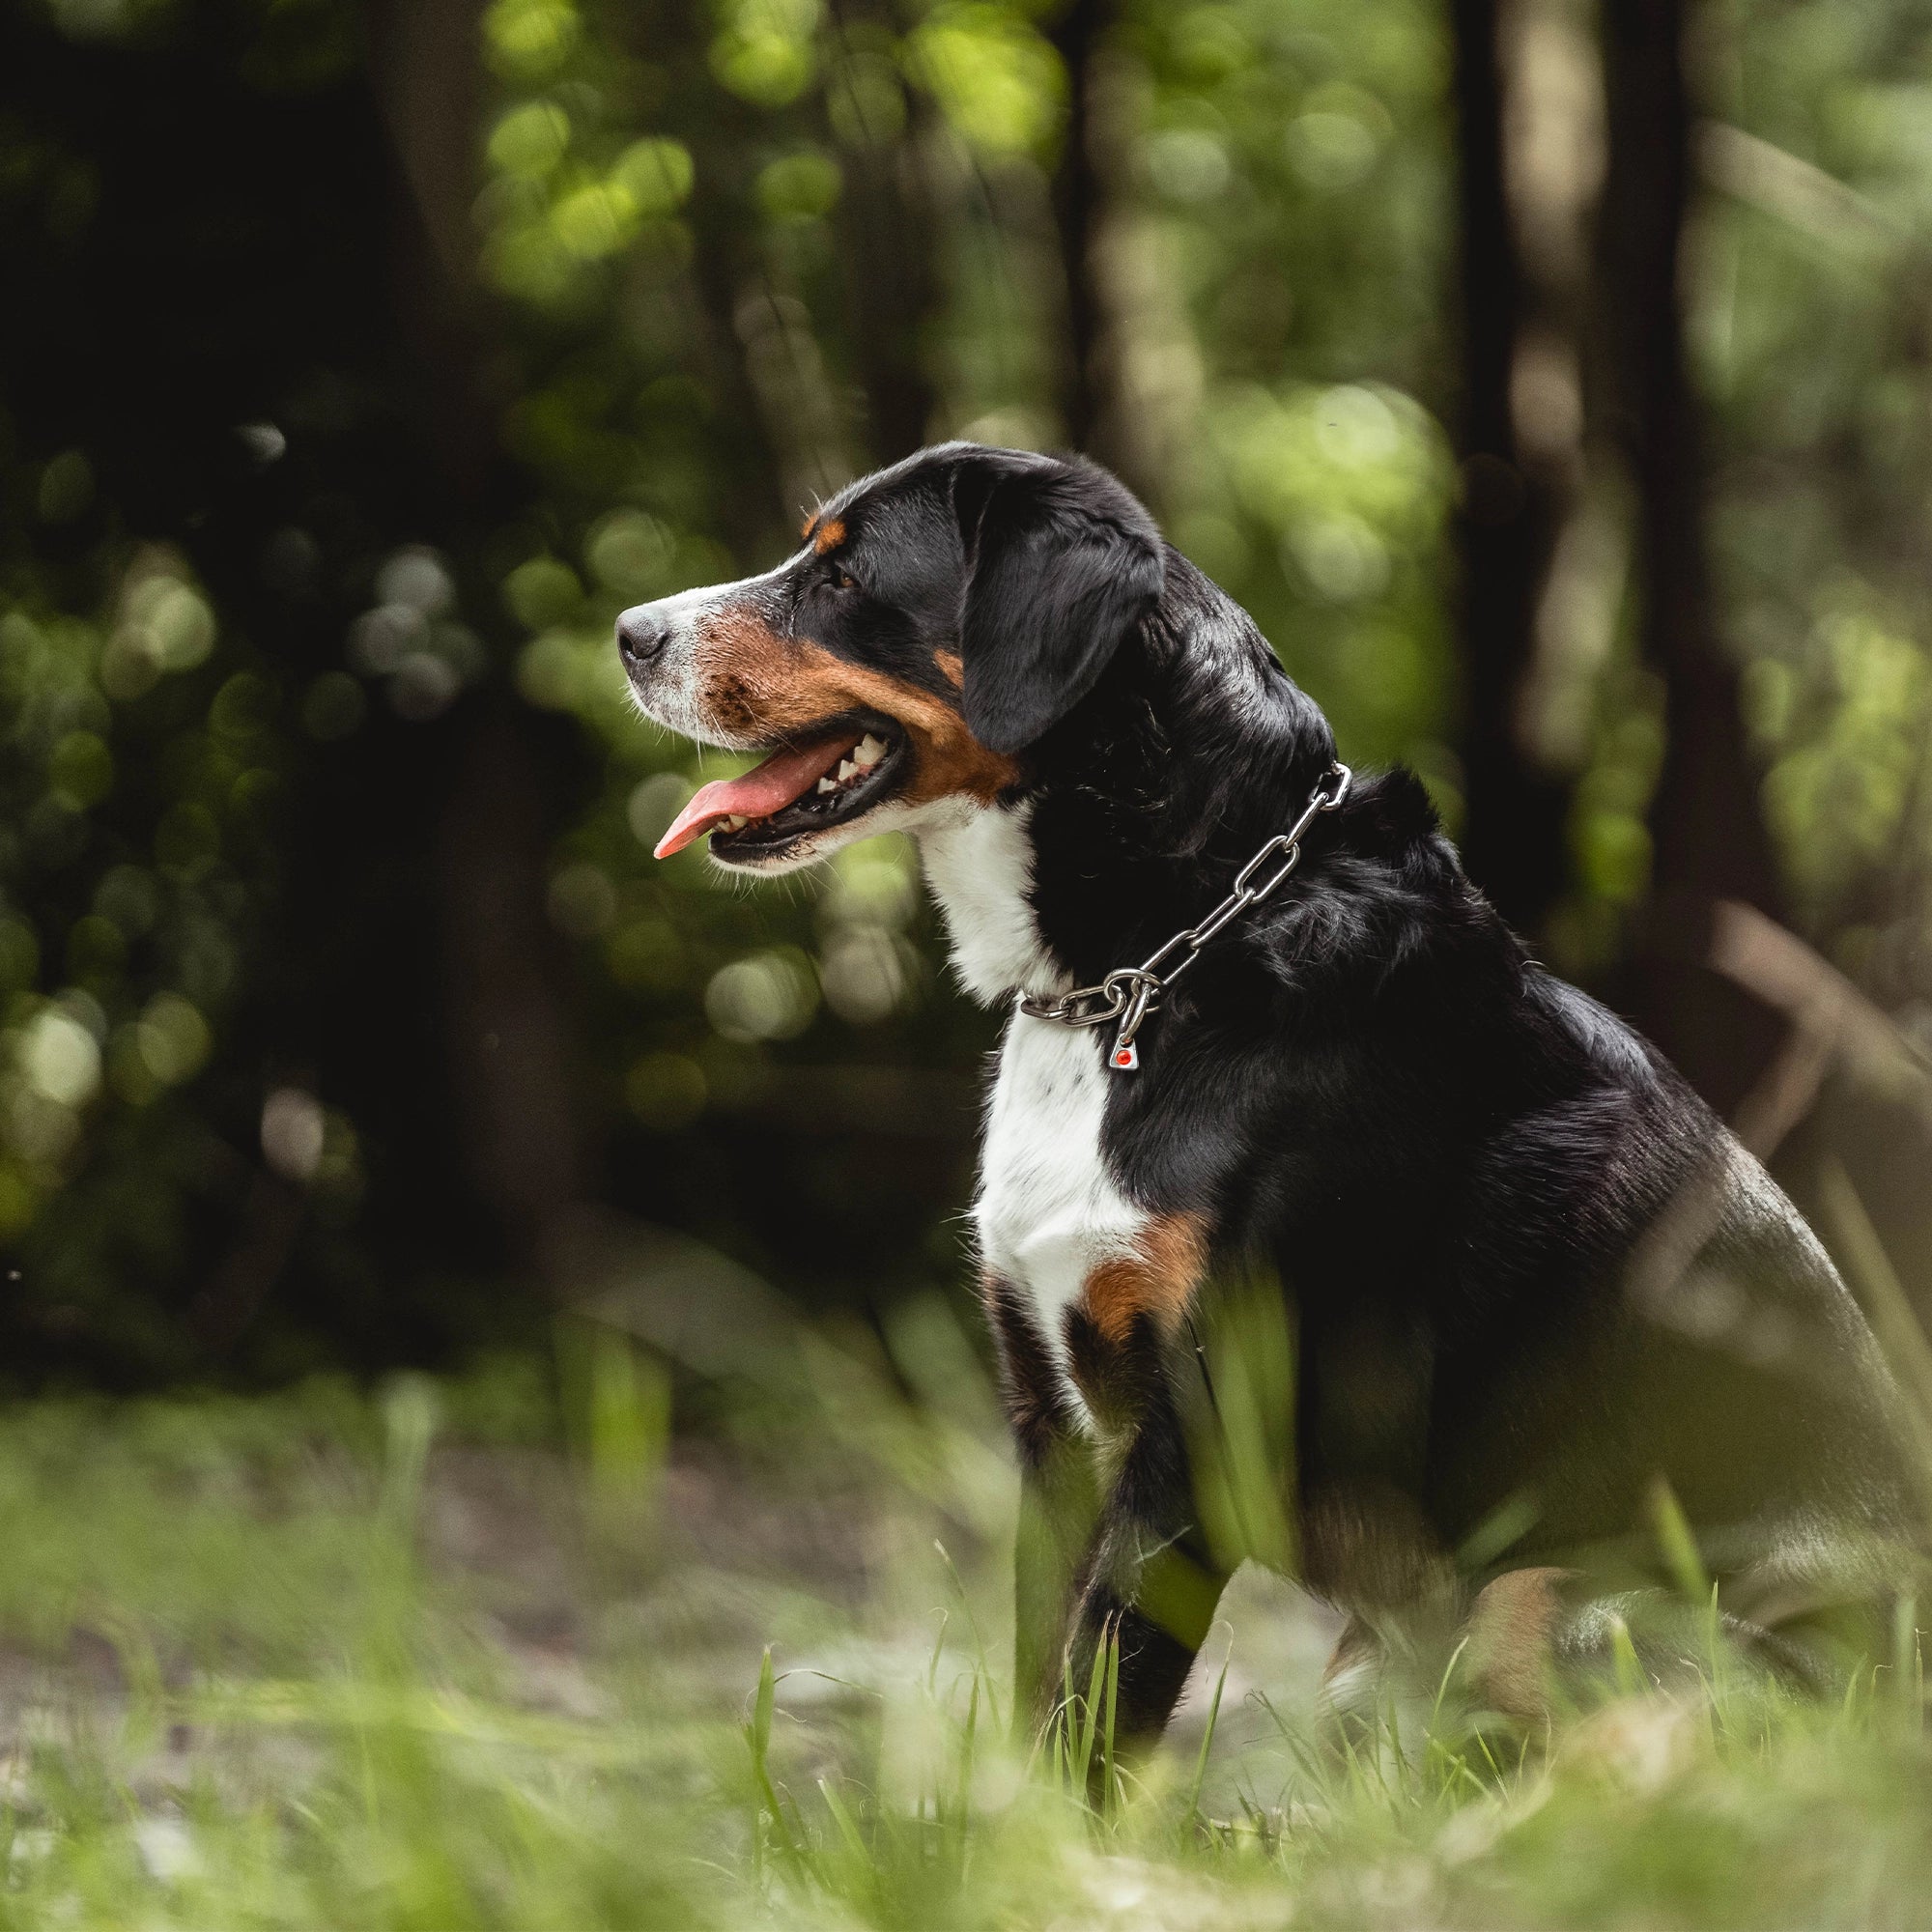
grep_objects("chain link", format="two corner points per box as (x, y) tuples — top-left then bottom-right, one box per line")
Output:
(1016, 762), (1351, 1068)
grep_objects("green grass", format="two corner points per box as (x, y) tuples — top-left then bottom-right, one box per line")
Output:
(0, 1315), (1929, 1930)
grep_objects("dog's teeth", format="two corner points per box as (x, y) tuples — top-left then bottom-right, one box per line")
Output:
(837, 759), (858, 781)
(816, 776), (838, 794)
(854, 734), (885, 767)
(721, 814), (749, 832)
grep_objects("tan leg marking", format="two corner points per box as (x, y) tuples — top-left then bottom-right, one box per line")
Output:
(1078, 1213), (1209, 1344)
(1463, 1566), (1577, 1720)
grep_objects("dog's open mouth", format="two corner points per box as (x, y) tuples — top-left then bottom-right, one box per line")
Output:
(654, 720), (903, 861)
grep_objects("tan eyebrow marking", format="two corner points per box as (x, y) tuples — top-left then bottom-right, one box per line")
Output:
(811, 517), (846, 555)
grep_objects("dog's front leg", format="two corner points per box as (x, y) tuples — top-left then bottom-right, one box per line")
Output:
(989, 1282), (1228, 1753)
(984, 1278), (1101, 1734)
(1061, 1409), (1229, 1756)
(1059, 1302), (1230, 1757)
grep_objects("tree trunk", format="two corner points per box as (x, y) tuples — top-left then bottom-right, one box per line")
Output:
(829, 0), (939, 465)
(1050, 0), (1105, 454)
(1597, 0), (1784, 1112)
(367, 0), (591, 1262)
(1450, 0), (1576, 939)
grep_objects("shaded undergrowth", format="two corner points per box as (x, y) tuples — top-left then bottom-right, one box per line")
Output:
(0, 1306), (1928, 1931)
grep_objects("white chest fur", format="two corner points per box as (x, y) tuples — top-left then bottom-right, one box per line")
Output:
(917, 803), (1150, 1393)
(976, 1017), (1147, 1345)
(918, 800), (1061, 1003)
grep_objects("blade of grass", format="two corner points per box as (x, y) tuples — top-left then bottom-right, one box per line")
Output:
(1647, 1476), (1712, 1607)
(816, 1776), (873, 1902)
(934, 1539), (1003, 1736)
(1429, 1636), (1470, 1742)
(1073, 1634), (1109, 1802)
(1610, 1611), (1644, 1696)
(1099, 1626), (1121, 1821)
(1181, 1650), (1230, 1845)
(951, 1674), (980, 1878)
(744, 1648), (803, 1872)
(925, 1608), (949, 1697)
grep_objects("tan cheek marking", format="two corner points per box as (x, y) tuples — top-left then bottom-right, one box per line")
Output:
(812, 518), (846, 554)
(933, 649), (963, 688)
(789, 648), (1015, 806)
(692, 617), (1016, 805)
(1079, 1213), (1209, 1344)
(695, 608), (800, 741)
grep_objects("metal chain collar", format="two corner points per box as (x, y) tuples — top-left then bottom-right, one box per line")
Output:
(1015, 761), (1353, 1073)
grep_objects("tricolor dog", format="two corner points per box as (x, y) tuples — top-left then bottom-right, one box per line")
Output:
(619, 442), (1918, 1747)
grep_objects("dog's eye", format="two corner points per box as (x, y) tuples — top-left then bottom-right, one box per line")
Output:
(833, 569), (859, 593)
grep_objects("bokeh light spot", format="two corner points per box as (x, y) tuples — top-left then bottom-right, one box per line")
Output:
(18, 1009), (101, 1108)
(755, 151), (842, 223)
(585, 510), (674, 597)
(627, 772), (695, 847)
(261, 1088), (327, 1182)
(705, 951), (818, 1041)
(135, 994), (212, 1087)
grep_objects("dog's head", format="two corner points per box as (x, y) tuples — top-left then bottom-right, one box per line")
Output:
(618, 443), (1166, 871)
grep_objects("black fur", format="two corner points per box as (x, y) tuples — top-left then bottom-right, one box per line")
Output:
(643, 444), (1924, 1747)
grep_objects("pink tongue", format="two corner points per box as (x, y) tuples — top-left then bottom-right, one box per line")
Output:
(654, 735), (856, 858)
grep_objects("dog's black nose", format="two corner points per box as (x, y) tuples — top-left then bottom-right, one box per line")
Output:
(617, 607), (671, 669)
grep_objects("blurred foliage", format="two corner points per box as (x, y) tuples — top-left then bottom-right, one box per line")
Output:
(1699, 3), (1932, 1001)
(5, 0), (1932, 1375)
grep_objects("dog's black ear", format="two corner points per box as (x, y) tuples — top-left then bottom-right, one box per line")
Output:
(952, 453), (1166, 754)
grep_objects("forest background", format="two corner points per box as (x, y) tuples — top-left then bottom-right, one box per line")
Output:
(4, 0), (1932, 1386)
